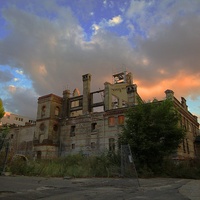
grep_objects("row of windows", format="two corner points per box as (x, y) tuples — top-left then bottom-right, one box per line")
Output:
(15, 117), (23, 122)
(71, 138), (115, 151)
(70, 116), (124, 137)
(108, 115), (125, 126)
(182, 139), (190, 154)
(70, 122), (97, 137)
(181, 116), (198, 136)
(39, 123), (58, 132)
(41, 106), (60, 117)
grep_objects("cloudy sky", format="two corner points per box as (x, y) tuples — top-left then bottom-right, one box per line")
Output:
(0, 0), (200, 121)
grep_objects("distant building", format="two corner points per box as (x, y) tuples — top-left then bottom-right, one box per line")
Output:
(0, 112), (35, 127)
(5, 71), (200, 159)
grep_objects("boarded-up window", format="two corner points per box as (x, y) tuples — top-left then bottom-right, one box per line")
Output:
(108, 117), (115, 126)
(118, 115), (125, 125)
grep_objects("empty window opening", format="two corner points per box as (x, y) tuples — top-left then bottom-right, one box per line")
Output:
(53, 124), (58, 132)
(72, 143), (75, 149)
(70, 126), (76, 137)
(91, 123), (97, 132)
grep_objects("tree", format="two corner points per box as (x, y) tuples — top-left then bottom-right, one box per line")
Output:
(0, 98), (5, 119)
(119, 98), (185, 173)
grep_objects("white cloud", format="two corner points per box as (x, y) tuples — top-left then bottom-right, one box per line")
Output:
(14, 78), (19, 81)
(92, 15), (123, 35)
(16, 69), (23, 74)
(92, 24), (100, 34)
(108, 15), (123, 26)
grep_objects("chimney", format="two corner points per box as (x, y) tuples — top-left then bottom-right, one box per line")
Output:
(165, 89), (174, 99)
(82, 74), (91, 115)
(62, 89), (70, 118)
(181, 97), (188, 110)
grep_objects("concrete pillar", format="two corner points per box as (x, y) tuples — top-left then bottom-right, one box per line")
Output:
(104, 82), (111, 111)
(82, 74), (91, 115)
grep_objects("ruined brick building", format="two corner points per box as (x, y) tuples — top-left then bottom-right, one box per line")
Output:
(6, 71), (200, 159)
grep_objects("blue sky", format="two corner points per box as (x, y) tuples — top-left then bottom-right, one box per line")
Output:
(0, 0), (200, 121)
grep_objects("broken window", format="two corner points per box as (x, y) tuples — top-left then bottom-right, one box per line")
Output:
(91, 122), (97, 132)
(70, 125), (75, 137)
(72, 143), (75, 149)
(53, 124), (58, 132)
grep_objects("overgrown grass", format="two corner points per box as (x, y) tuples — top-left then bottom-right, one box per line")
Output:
(137, 158), (200, 179)
(161, 159), (200, 179)
(3, 153), (200, 179)
(7, 153), (121, 178)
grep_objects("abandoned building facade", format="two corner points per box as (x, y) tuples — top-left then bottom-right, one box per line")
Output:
(6, 71), (200, 159)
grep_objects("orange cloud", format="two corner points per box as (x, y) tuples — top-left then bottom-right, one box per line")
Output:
(136, 71), (200, 101)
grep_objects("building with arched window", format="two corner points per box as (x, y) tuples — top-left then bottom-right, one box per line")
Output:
(4, 71), (200, 159)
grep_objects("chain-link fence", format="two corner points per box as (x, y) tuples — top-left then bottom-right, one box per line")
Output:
(120, 144), (140, 186)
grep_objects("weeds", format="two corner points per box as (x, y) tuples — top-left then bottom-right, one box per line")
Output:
(8, 153), (121, 178)
(5, 154), (200, 179)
